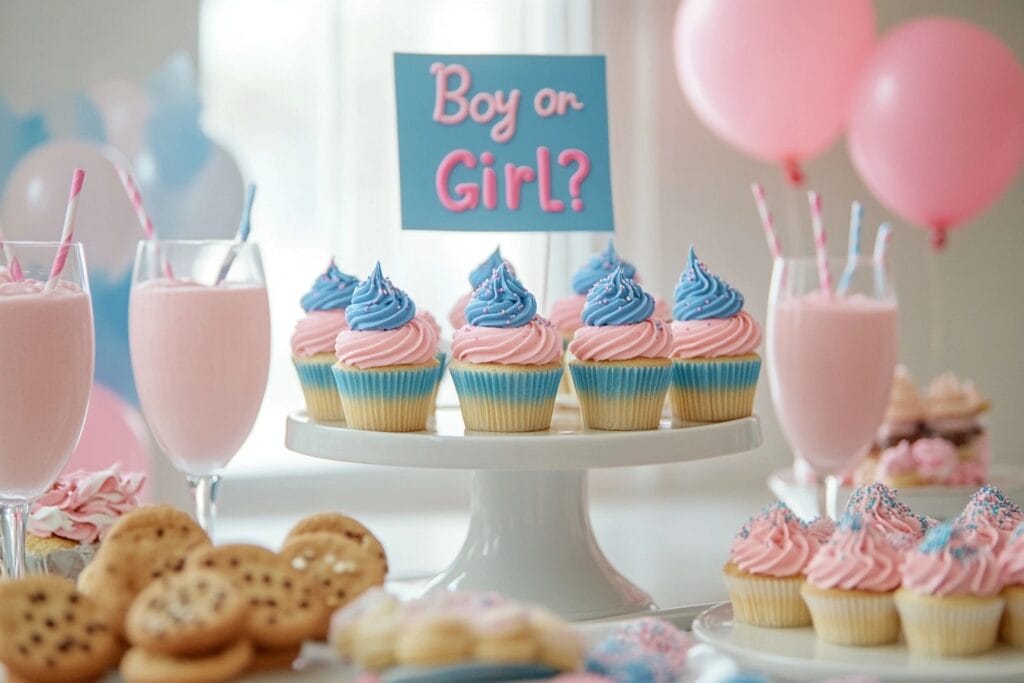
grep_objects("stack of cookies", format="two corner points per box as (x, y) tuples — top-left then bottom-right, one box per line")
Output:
(0, 506), (390, 683)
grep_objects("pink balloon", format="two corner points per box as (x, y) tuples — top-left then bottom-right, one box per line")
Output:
(848, 18), (1024, 248)
(674, 0), (876, 181)
(63, 384), (151, 498)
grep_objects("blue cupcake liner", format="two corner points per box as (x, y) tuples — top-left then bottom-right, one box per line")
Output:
(293, 356), (337, 389)
(293, 356), (344, 421)
(670, 356), (761, 392)
(569, 362), (670, 399)
(449, 365), (563, 403)
(435, 351), (449, 387)
(332, 363), (438, 400)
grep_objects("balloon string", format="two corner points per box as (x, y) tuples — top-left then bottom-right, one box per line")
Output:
(930, 224), (948, 251)
(783, 158), (804, 186)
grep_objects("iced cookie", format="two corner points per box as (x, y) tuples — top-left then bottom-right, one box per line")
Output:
(186, 543), (324, 649)
(394, 615), (475, 667)
(473, 605), (539, 663)
(281, 531), (387, 638)
(126, 569), (247, 656)
(0, 576), (121, 683)
(120, 638), (253, 683)
(527, 608), (583, 672)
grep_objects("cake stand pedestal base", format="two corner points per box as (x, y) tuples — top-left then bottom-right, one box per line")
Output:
(424, 470), (654, 620)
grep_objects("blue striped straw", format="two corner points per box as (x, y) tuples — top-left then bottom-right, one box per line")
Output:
(837, 200), (863, 294)
(873, 222), (893, 297)
(215, 183), (257, 284)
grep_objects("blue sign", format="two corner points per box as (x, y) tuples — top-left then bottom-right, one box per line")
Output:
(394, 54), (613, 232)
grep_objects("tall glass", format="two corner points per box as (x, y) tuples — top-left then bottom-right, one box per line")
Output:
(129, 241), (270, 538)
(767, 257), (898, 518)
(0, 242), (94, 579)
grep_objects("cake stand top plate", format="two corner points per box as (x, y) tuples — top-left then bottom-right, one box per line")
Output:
(285, 407), (762, 470)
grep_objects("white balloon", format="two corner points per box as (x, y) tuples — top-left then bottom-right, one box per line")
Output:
(89, 80), (151, 159)
(1, 140), (141, 277)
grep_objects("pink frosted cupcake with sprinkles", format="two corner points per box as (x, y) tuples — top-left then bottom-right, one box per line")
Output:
(896, 520), (1004, 657)
(801, 513), (902, 645)
(723, 502), (819, 627)
(956, 485), (1024, 553)
(843, 482), (931, 550)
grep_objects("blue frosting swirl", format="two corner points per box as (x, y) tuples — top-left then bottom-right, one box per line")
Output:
(469, 246), (505, 289)
(465, 262), (537, 328)
(673, 245), (744, 321)
(571, 240), (637, 295)
(581, 267), (654, 327)
(345, 262), (416, 331)
(300, 259), (360, 312)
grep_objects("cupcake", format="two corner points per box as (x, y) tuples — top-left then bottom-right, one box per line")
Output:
(568, 268), (672, 431)
(549, 241), (637, 345)
(292, 259), (359, 422)
(925, 373), (990, 463)
(956, 485), (1024, 553)
(801, 513), (902, 645)
(668, 246), (761, 423)
(27, 467), (145, 579)
(999, 523), (1024, 646)
(449, 264), (563, 432)
(333, 263), (440, 432)
(723, 503), (819, 627)
(896, 521), (1004, 656)
(448, 247), (506, 330)
(844, 483), (930, 550)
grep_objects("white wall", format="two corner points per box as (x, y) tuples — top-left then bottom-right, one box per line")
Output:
(597, 0), (1024, 483)
(0, 1), (199, 108)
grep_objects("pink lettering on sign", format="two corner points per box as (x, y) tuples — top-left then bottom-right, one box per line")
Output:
(436, 149), (479, 211)
(435, 148), (592, 214)
(533, 88), (585, 117)
(430, 62), (521, 143)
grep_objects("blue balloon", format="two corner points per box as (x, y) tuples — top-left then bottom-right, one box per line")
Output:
(90, 269), (138, 406)
(142, 99), (211, 188)
(0, 96), (49, 190)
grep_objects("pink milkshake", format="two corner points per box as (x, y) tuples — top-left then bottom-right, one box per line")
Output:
(129, 280), (270, 475)
(0, 280), (94, 500)
(767, 292), (897, 474)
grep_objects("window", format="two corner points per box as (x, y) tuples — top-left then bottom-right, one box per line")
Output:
(199, 0), (595, 477)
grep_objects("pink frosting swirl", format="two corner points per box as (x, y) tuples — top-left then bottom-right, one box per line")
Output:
(29, 467), (145, 544)
(669, 311), (761, 359)
(291, 310), (348, 356)
(730, 504), (819, 577)
(912, 438), (958, 483)
(417, 310), (442, 339)
(901, 524), (1002, 597)
(807, 517), (835, 545)
(806, 517), (902, 592)
(846, 484), (926, 546)
(569, 319), (672, 362)
(448, 291), (473, 330)
(548, 294), (587, 336)
(451, 316), (562, 366)
(334, 315), (439, 369)
(999, 527), (1024, 586)
(877, 441), (916, 480)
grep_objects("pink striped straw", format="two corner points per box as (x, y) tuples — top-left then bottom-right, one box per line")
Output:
(750, 183), (783, 260)
(9, 256), (24, 282)
(807, 191), (832, 297)
(44, 168), (85, 292)
(116, 166), (173, 278)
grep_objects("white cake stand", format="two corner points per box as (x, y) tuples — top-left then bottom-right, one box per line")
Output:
(285, 406), (761, 620)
